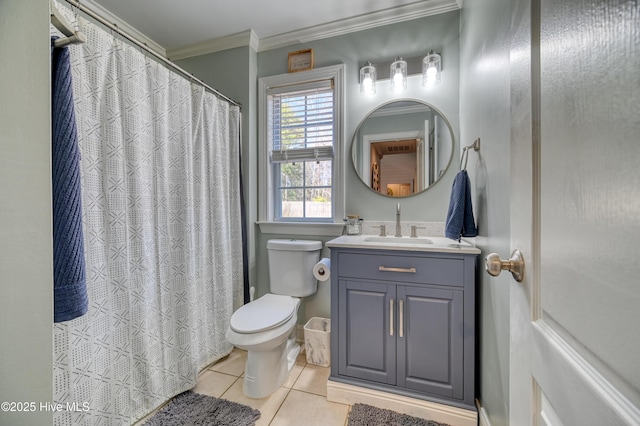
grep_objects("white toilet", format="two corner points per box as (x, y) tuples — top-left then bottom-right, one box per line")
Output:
(226, 239), (322, 398)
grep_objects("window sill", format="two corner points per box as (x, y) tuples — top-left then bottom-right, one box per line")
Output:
(257, 221), (345, 237)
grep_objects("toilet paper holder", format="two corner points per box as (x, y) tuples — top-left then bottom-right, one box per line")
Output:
(313, 258), (331, 281)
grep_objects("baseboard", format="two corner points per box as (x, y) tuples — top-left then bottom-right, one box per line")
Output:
(327, 379), (477, 426)
(476, 399), (491, 426)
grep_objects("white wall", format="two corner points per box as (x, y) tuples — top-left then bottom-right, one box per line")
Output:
(0, 1), (54, 425)
(379, 153), (416, 195)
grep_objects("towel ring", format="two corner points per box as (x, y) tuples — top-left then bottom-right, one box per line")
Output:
(459, 138), (481, 170)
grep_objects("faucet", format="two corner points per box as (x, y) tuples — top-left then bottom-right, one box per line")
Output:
(395, 203), (402, 237)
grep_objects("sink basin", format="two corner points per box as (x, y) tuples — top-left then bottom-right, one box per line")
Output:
(363, 236), (433, 244)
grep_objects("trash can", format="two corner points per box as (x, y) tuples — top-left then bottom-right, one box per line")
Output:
(303, 317), (331, 367)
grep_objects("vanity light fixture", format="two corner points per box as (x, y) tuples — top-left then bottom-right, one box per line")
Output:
(358, 52), (442, 95)
(389, 56), (407, 92)
(359, 62), (377, 96)
(422, 51), (442, 88)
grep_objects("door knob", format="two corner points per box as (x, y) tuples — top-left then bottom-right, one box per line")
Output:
(485, 249), (525, 282)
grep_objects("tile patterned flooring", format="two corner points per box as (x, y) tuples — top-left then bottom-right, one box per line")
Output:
(140, 347), (351, 425)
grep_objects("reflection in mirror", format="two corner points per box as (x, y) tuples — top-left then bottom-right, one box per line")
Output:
(351, 100), (453, 197)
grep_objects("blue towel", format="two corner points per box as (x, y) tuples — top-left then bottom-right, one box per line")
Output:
(445, 170), (478, 241)
(52, 38), (88, 323)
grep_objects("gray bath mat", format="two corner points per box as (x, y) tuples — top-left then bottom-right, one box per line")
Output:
(144, 391), (261, 425)
(348, 403), (449, 426)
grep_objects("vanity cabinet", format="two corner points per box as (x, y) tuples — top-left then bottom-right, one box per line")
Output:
(329, 246), (477, 410)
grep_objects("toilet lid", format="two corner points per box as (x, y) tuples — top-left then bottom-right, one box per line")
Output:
(230, 294), (296, 333)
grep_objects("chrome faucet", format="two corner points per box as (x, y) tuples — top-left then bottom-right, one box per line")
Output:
(395, 203), (402, 237)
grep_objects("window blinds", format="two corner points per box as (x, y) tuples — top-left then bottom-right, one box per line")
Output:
(268, 80), (334, 164)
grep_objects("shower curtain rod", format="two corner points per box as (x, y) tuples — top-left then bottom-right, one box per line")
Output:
(51, 0), (87, 48)
(62, 0), (241, 108)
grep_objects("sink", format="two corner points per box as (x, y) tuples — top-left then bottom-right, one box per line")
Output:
(363, 236), (433, 244)
(326, 235), (480, 254)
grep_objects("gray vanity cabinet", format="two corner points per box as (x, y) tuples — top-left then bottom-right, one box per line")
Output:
(330, 247), (477, 410)
(338, 279), (396, 385)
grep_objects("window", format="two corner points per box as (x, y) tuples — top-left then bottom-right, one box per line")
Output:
(258, 65), (344, 232)
(270, 84), (333, 220)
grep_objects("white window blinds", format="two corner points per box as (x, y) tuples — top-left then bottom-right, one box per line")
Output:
(268, 79), (334, 164)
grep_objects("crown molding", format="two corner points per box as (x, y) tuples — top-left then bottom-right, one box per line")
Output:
(168, 0), (459, 59)
(78, 0), (166, 57)
(167, 30), (259, 60)
(258, 0), (459, 52)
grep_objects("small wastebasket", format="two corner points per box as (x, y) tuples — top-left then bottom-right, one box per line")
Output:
(303, 317), (331, 367)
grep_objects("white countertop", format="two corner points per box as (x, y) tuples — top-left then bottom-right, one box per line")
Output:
(326, 235), (481, 254)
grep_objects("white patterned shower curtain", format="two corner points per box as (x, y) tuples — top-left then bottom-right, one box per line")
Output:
(53, 9), (243, 425)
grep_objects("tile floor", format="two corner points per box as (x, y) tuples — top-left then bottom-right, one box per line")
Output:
(141, 347), (351, 426)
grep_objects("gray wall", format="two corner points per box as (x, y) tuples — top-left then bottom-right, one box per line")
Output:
(0, 1), (54, 425)
(460, 1), (511, 425)
(255, 11), (461, 322)
(258, 11), (461, 223)
(179, 11), (461, 325)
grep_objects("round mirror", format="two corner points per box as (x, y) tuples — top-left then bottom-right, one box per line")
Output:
(351, 100), (454, 197)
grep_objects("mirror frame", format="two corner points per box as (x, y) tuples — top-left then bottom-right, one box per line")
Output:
(350, 98), (455, 198)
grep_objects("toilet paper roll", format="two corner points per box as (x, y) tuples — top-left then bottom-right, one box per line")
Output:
(313, 258), (331, 282)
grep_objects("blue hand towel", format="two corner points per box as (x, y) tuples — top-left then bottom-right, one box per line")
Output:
(52, 38), (88, 322)
(445, 170), (478, 241)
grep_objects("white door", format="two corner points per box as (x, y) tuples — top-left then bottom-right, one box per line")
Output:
(504, 1), (640, 424)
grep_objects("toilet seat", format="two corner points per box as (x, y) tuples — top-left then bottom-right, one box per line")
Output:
(230, 294), (297, 334)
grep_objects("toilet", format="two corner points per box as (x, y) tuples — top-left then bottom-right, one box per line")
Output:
(226, 239), (322, 398)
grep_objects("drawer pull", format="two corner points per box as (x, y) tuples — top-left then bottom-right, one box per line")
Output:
(379, 266), (417, 273)
(390, 299), (394, 336)
(399, 299), (404, 338)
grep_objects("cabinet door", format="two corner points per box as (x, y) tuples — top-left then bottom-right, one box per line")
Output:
(396, 285), (464, 399)
(338, 279), (396, 385)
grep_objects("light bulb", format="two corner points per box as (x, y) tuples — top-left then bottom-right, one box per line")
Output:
(422, 52), (441, 88)
(362, 76), (374, 95)
(389, 57), (407, 92)
(360, 62), (377, 95)
(392, 72), (404, 91)
(425, 66), (437, 86)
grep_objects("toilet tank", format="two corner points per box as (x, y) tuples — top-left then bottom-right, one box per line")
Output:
(267, 239), (322, 297)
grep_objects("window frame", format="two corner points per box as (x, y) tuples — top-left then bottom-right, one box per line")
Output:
(258, 64), (345, 236)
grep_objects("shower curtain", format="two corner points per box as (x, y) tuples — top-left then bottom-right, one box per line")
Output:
(52, 9), (243, 425)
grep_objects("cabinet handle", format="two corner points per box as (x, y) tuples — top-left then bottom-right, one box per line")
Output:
(399, 299), (404, 338)
(378, 266), (417, 273)
(389, 299), (394, 336)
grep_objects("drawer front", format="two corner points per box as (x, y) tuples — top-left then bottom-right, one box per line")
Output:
(337, 252), (464, 287)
